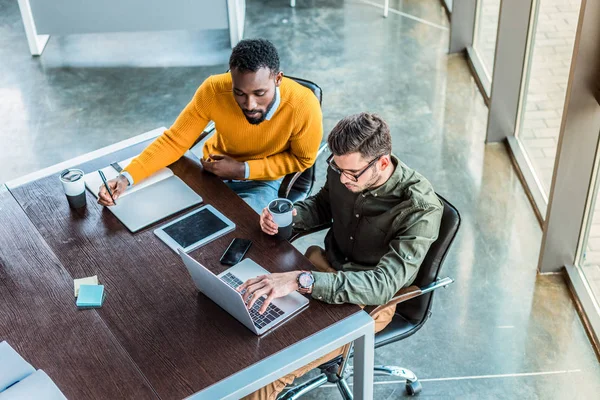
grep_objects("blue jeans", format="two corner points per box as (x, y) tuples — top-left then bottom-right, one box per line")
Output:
(225, 179), (282, 214)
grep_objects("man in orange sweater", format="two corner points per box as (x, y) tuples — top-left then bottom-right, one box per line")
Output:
(98, 39), (323, 213)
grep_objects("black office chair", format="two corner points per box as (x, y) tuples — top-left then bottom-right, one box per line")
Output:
(191, 75), (325, 203)
(279, 195), (461, 399)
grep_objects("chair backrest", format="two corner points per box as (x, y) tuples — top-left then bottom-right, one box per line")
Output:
(396, 195), (461, 324)
(282, 76), (323, 202)
(286, 75), (323, 105)
(285, 166), (317, 203)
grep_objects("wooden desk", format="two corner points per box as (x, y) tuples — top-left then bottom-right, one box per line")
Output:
(0, 187), (158, 399)
(3, 129), (374, 399)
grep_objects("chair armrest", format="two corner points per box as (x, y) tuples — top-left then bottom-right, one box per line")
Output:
(191, 121), (216, 149)
(289, 223), (332, 242)
(365, 277), (454, 316)
(279, 171), (302, 198)
(316, 142), (329, 158)
(278, 143), (329, 198)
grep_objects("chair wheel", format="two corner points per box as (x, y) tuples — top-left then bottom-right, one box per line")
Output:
(405, 380), (422, 396)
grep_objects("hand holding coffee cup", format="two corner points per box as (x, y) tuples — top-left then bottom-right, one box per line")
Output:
(262, 198), (295, 239)
(260, 206), (297, 236)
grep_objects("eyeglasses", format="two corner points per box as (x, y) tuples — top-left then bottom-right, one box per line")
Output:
(327, 154), (381, 182)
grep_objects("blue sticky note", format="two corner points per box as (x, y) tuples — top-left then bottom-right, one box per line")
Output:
(76, 285), (105, 308)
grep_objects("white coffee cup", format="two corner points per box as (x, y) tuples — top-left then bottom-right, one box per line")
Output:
(59, 169), (86, 208)
(268, 198), (294, 239)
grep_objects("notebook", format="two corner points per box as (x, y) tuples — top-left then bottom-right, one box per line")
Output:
(0, 370), (66, 400)
(84, 156), (203, 232)
(0, 342), (35, 392)
(76, 285), (105, 308)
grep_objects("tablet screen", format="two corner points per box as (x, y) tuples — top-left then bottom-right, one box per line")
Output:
(162, 208), (229, 248)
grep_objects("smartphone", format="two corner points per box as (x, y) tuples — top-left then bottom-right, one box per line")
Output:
(220, 238), (252, 266)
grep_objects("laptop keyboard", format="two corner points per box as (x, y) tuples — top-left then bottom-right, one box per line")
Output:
(221, 273), (285, 329)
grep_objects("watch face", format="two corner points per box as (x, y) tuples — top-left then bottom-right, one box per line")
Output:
(299, 273), (314, 287)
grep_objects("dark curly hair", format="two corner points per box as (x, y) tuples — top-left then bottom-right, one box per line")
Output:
(229, 39), (280, 75)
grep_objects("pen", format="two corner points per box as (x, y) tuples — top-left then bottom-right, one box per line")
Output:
(98, 170), (116, 205)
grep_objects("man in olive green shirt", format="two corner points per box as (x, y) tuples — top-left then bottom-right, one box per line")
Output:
(294, 156), (442, 305)
(238, 112), (442, 400)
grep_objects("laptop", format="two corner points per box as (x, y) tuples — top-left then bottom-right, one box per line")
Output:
(109, 176), (202, 232)
(85, 158), (203, 233)
(178, 250), (309, 335)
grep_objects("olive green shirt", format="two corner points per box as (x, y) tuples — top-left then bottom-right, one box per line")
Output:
(293, 155), (443, 306)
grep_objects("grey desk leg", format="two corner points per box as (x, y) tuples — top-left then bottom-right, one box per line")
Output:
(352, 320), (374, 399)
(17, 0), (50, 56)
(227, 0), (245, 48)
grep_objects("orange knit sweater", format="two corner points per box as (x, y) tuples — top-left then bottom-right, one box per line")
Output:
(124, 73), (323, 183)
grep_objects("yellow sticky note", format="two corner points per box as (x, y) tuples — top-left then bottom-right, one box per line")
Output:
(74, 275), (99, 297)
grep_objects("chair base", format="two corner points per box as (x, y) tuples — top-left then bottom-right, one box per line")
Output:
(354, 364), (422, 396)
(373, 365), (418, 381)
(277, 373), (354, 400)
(278, 364), (422, 399)
(377, 365), (422, 395)
(278, 374), (328, 399)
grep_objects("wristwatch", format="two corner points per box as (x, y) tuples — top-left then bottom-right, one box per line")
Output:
(297, 271), (315, 294)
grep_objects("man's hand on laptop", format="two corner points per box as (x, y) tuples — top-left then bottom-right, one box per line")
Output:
(201, 153), (245, 180)
(97, 175), (129, 206)
(237, 272), (303, 314)
(260, 207), (297, 235)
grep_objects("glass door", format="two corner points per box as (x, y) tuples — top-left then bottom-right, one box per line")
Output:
(515, 0), (582, 198)
(470, 0), (501, 94)
(577, 145), (600, 307)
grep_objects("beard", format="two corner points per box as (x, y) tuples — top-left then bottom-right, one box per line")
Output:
(242, 93), (278, 125)
(244, 111), (265, 125)
(344, 169), (380, 193)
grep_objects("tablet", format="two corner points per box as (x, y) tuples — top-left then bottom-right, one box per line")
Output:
(154, 205), (235, 253)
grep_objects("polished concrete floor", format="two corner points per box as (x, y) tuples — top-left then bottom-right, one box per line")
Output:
(2, 0), (599, 398)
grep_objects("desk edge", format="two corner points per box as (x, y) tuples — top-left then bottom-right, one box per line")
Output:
(6, 127), (165, 189)
(187, 310), (373, 400)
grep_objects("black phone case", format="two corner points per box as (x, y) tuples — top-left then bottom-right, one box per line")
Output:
(220, 239), (252, 265)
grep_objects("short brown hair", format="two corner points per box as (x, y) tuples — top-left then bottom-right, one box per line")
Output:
(327, 113), (392, 159)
